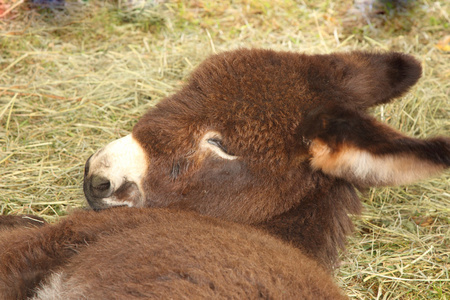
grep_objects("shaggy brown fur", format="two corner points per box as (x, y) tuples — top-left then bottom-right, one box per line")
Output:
(1, 49), (449, 299)
(0, 208), (346, 300)
(0, 215), (45, 231)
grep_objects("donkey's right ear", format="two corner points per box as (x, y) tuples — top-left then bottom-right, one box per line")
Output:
(330, 52), (422, 109)
(302, 106), (449, 187)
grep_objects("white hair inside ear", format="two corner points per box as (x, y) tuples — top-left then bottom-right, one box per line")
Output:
(200, 131), (238, 160)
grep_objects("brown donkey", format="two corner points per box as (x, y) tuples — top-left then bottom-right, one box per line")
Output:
(1, 49), (448, 299)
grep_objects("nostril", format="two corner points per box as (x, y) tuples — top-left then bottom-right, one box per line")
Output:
(96, 182), (110, 191)
(92, 177), (110, 191)
(90, 175), (113, 198)
(92, 176), (111, 190)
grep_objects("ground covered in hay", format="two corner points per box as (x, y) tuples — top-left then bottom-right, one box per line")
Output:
(0, 0), (449, 299)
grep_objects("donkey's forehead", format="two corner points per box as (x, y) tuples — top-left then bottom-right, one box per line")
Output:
(132, 52), (317, 157)
(132, 97), (302, 166)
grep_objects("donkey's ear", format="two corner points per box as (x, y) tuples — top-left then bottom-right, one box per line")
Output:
(331, 52), (422, 109)
(302, 106), (449, 187)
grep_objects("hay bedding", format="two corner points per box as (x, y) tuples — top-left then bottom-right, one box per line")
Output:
(0, 1), (449, 298)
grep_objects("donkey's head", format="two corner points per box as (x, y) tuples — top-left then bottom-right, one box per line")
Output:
(83, 49), (449, 267)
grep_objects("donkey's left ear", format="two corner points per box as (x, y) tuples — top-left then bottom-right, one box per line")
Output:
(331, 52), (422, 109)
(302, 106), (449, 187)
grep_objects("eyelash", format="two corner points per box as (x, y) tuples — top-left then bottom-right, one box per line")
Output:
(207, 138), (235, 156)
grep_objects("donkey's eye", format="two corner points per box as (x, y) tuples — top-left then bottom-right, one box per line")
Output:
(200, 131), (238, 161)
(207, 138), (234, 156)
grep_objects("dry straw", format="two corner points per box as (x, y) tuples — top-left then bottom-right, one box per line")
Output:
(0, 0), (449, 298)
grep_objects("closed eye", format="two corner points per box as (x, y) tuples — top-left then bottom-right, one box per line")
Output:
(200, 132), (238, 161)
(207, 138), (235, 156)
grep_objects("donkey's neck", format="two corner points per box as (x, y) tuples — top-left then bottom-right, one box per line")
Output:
(256, 181), (361, 270)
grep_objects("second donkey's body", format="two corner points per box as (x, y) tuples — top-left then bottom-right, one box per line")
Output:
(3, 208), (345, 300)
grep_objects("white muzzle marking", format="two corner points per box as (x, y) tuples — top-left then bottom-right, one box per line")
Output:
(87, 134), (148, 207)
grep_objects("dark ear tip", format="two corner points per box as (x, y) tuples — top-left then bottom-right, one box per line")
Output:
(419, 137), (450, 167)
(435, 137), (450, 166)
(387, 52), (422, 87)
